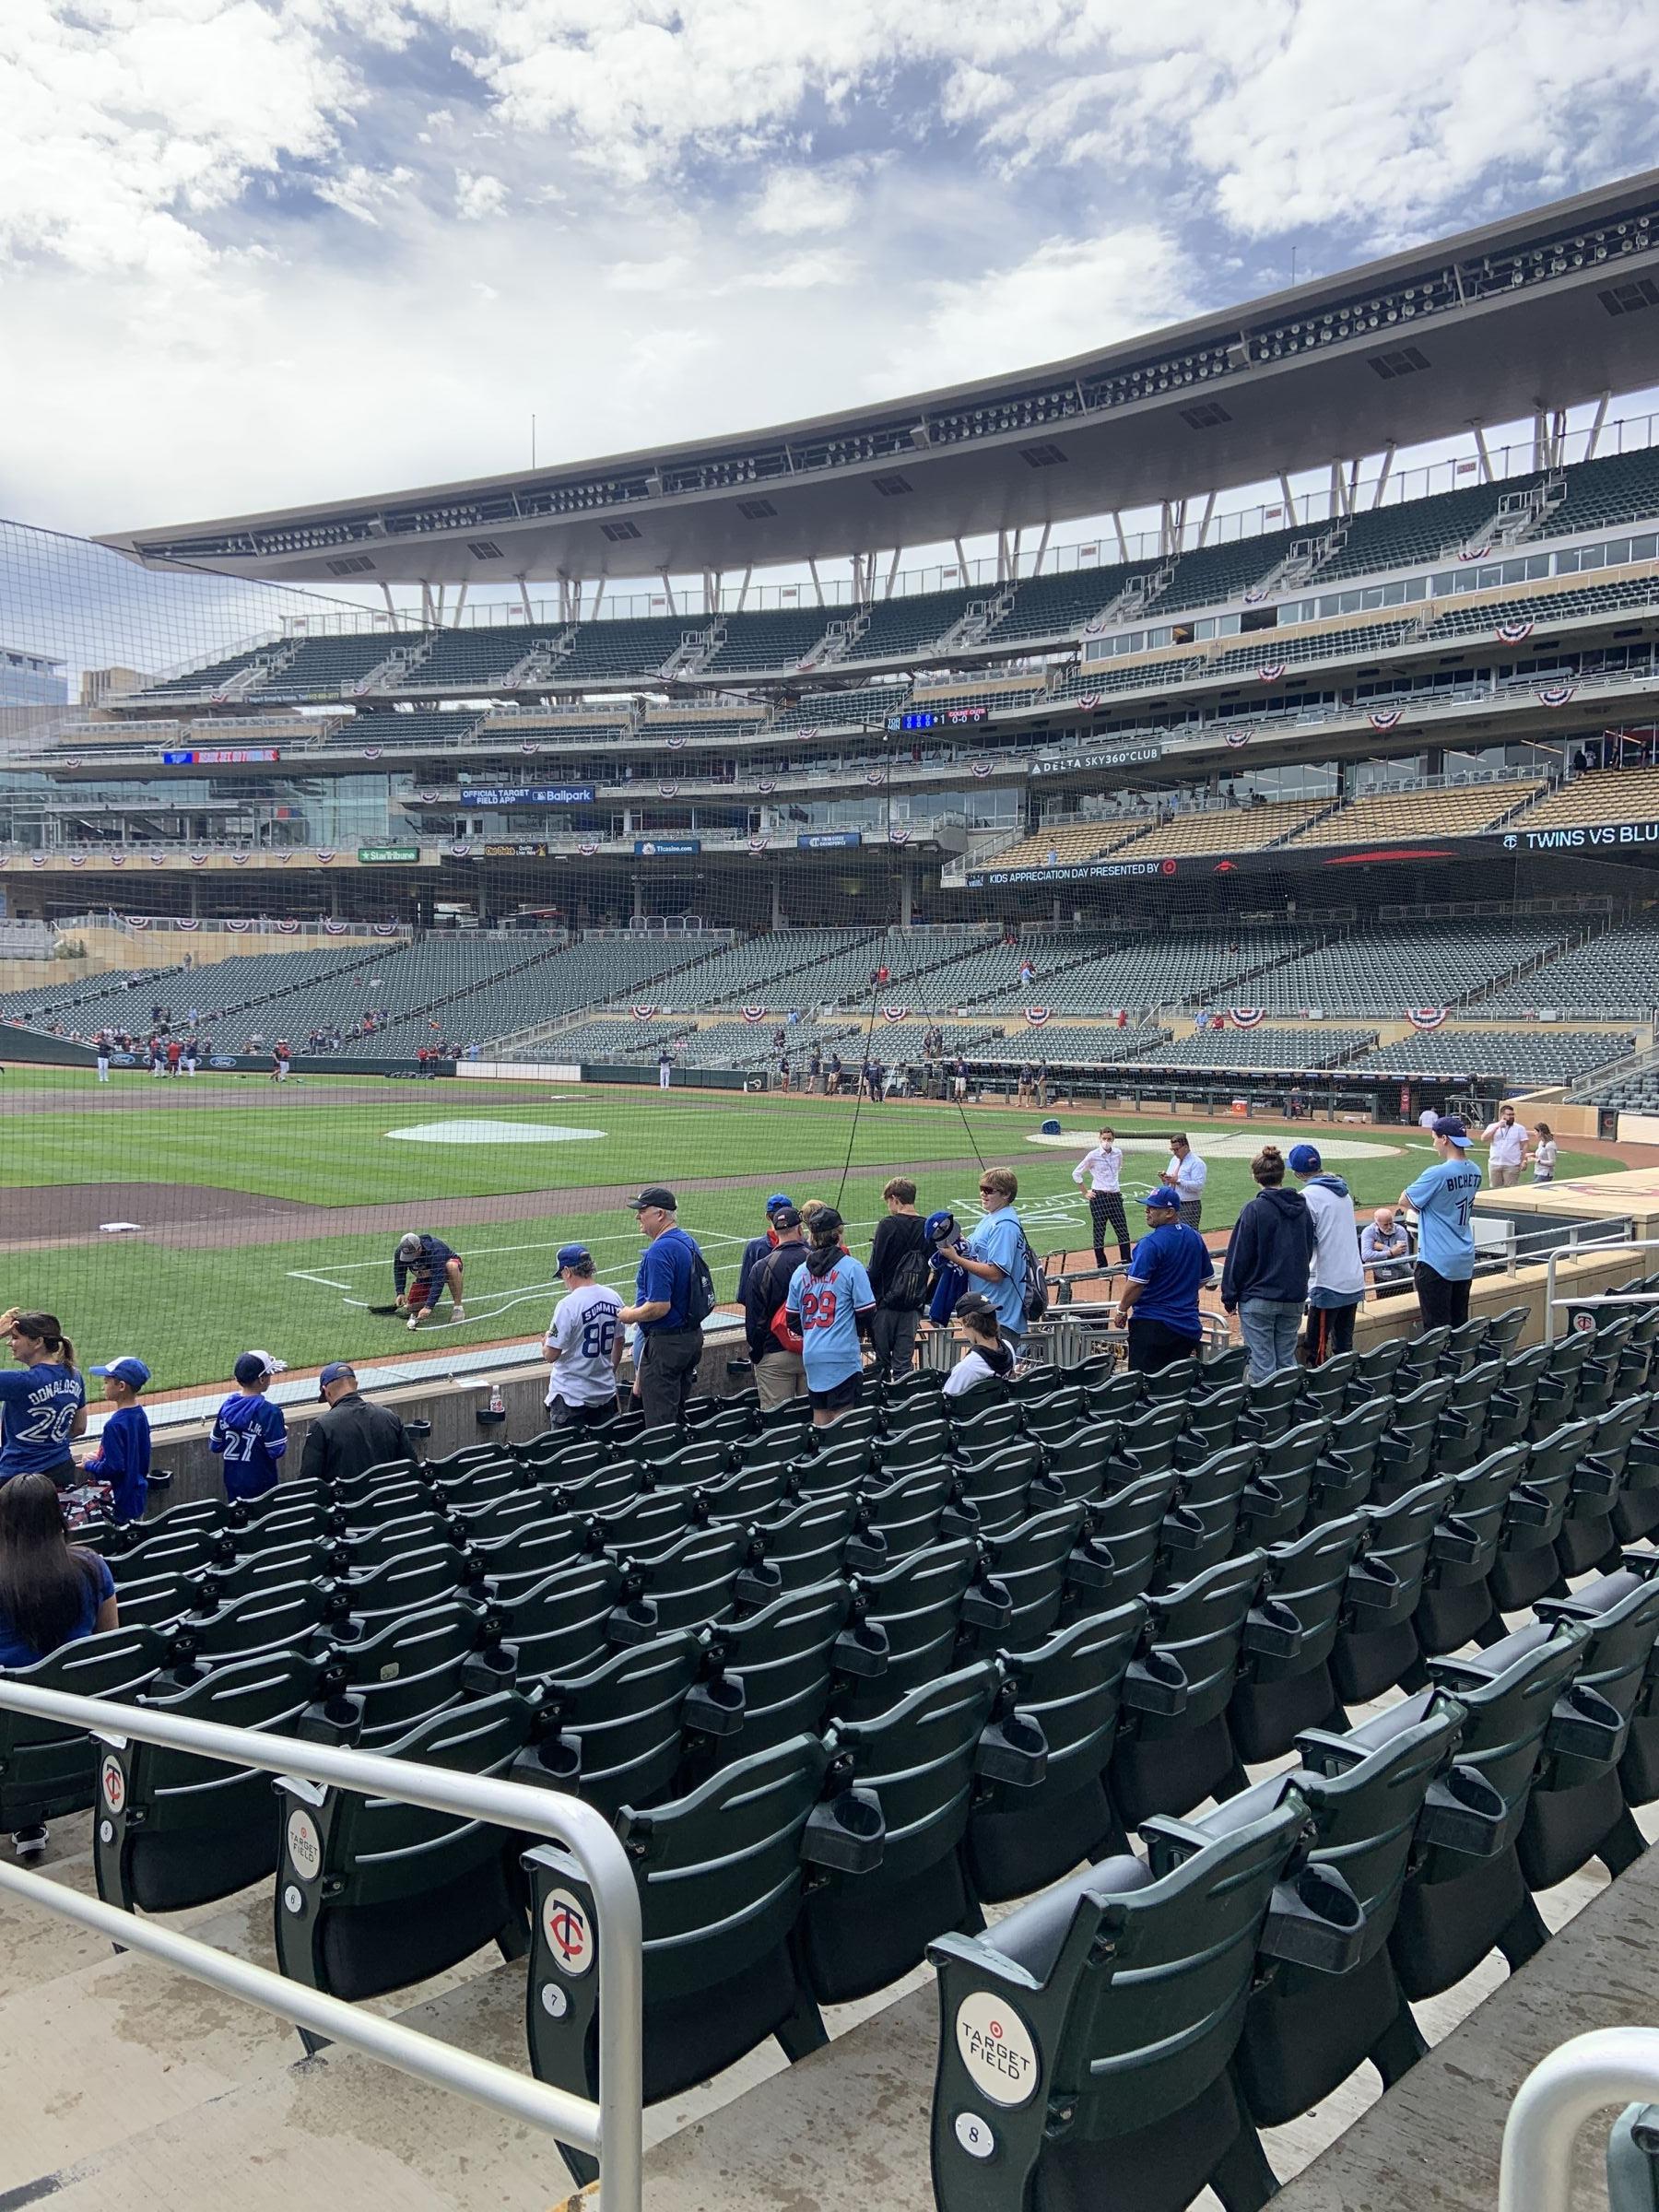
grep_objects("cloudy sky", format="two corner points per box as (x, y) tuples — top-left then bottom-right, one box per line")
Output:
(3, 0), (1656, 546)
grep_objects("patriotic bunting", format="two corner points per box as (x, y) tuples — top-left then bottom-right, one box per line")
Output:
(631, 1006), (658, 1021)
(1459, 543), (1492, 562)
(1256, 663), (1286, 684)
(888, 828), (912, 845)
(1406, 1007), (1448, 1030)
(1367, 709), (1403, 732)
(1535, 683), (1575, 708)
(1225, 729), (1252, 747)
(881, 1005), (911, 1024)
(1024, 1006), (1052, 1026)
(1497, 619), (1534, 643)
(741, 1006), (768, 1022)
(1230, 1007), (1266, 1027)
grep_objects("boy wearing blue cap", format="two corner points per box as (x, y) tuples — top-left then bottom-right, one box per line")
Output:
(210, 1352), (288, 1501)
(1401, 1117), (1484, 1330)
(545, 1246), (625, 1428)
(736, 1195), (795, 1306)
(82, 1356), (151, 1523)
(1113, 1190), (1215, 1371)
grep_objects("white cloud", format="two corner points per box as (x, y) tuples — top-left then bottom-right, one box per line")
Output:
(454, 169), (508, 220)
(605, 253), (695, 291)
(315, 162), (415, 225)
(747, 167), (858, 236)
(728, 247), (859, 289)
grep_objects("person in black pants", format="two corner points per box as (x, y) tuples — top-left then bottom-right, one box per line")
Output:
(866, 1176), (929, 1378)
(1112, 1191), (1214, 1372)
(1072, 1125), (1131, 1269)
(618, 1187), (706, 1430)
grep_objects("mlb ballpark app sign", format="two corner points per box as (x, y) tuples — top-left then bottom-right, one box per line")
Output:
(1502, 820), (1659, 853)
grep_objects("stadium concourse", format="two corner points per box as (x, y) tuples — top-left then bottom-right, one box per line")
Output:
(10, 170), (1659, 2212)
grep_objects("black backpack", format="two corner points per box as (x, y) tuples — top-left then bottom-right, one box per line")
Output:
(684, 1244), (718, 1328)
(1018, 1230), (1050, 1325)
(885, 1244), (932, 1314)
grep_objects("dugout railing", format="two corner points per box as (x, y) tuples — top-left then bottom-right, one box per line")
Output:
(0, 1678), (643, 2212)
(1501, 2027), (1659, 2212)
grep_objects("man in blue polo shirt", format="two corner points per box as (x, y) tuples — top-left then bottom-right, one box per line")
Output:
(1113, 1189), (1215, 1371)
(618, 1185), (708, 1430)
(1401, 1116), (1484, 1331)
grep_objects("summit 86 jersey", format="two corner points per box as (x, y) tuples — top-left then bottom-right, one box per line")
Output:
(546, 1282), (624, 1406)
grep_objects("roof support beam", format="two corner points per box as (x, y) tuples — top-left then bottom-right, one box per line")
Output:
(1195, 489), (1217, 547)
(1277, 475), (1299, 527)
(807, 557), (824, 608)
(660, 572), (677, 617)
(1032, 520), (1051, 574)
(954, 536), (968, 586)
(380, 583), (397, 624)
(452, 582), (467, 628)
(517, 578), (534, 623)
(735, 566), (753, 614)
(1470, 422), (1495, 483)
(1584, 389), (1611, 461)
(883, 547), (901, 598)
(1111, 511), (1129, 562)
(588, 577), (605, 619)
(1372, 440), (1396, 508)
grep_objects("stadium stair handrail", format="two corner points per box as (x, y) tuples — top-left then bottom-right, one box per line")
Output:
(1500, 2027), (1659, 2212)
(0, 1677), (643, 2211)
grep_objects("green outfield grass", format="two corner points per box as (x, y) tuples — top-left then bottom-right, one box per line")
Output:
(1, 1078), (1618, 1393)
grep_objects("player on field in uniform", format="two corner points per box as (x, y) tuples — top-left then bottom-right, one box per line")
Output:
(394, 1231), (465, 1329)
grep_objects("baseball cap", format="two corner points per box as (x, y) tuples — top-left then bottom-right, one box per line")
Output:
(812, 1205), (845, 1236)
(771, 1206), (803, 1230)
(924, 1208), (957, 1242)
(318, 1361), (356, 1391)
(234, 1349), (287, 1387)
(628, 1185), (677, 1211)
(765, 1193), (794, 1216)
(395, 1230), (424, 1259)
(556, 1243), (594, 1271)
(1288, 1143), (1323, 1174)
(1433, 1116), (1474, 1147)
(1134, 1188), (1180, 1209)
(89, 1356), (149, 1390)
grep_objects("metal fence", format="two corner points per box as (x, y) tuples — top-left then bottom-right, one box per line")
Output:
(0, 1677), (643, 2211)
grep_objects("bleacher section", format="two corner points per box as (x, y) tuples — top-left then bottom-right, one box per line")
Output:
(1151, 525), (1300, 613)
(1420, 575), (1659, 641)
(1314, 479), (1522, 581)
(704, 609), (832, 674)
(1535, 446), (1659, 538)
(1483, 915), (1659, 1019)
(1252, 920), (1571, 1015)
(1286, 781), (1545, 847)
(349, 709), (483, 749)
(1135, 1024), (1376, 1070)
(1508, 767), (1659, 832)
(1206, 616), (1418, 679)
(969, 1022), (1167, 1065)
(398, 626), (548, 691)
(841, 587), (977, 664)
(635, 928), (877, 1010)
(978, 824), (1147, 871)
(982, 563), (1152, 645)
(263, 636), (403, 700)
(552, 618), (688, 683)
(1358, 1027), (1633, 1081)
(771, 685), (906, 732)
(1011, 927), (1314, 1015)
(140, 644), (270, 699)
(1118, 800), (1330, 860)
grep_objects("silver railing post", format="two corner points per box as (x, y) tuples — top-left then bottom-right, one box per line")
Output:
(1500, 2026), (1659, 2212)
(0, 1679), (642, 2212)
(1544, 1247), (1559, 1343)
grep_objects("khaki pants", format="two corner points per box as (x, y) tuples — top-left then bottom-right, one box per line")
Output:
(754, 1347), (806, 1408)
(1491, 1163), (1522, 1188)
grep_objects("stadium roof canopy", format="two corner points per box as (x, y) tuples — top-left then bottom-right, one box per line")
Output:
(102, 171), (1659, 592)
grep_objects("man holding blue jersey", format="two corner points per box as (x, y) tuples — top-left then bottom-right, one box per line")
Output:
(950, 1166), (1030, 1346)
(1401, 1116), (1484, 1331)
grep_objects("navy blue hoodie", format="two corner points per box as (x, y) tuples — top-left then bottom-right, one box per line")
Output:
(1221, 1185), (1317, 1310)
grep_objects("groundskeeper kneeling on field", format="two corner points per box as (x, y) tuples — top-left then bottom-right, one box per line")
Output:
(392, 1230), (465, 1329)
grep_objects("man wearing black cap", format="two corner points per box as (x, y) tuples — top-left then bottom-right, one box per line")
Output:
(544, 1245), (625, 1428)
(743, 1205), (808, 1410)
(618, 1186), (710, 1429)
(300, 1362), (410, 1486)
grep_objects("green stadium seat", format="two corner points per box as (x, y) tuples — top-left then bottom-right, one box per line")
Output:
(1413, 1445), (1527, 1658)
(840, 1539), (1010, 1719)
(531, 1631), (726, 1817)
(1085, 1469), (1182, 1610)
(0, 1625), (166, 1832)
(1331, 1477), (1458, 1705)
(1229, 1515), (1369, 1762)
(1110, 1551), (1275, 1824)
(700, 1578), (867, 1759)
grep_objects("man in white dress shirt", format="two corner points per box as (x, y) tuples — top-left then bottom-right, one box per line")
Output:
(1159, 1133), (1208, 1230)
(1073, 1124), (1132, 1269)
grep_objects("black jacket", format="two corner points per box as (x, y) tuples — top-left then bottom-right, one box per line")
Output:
(300, 1390), (411, 1486)
(744, 1238), (807, 1361)
(869, 1212), (928, 1308)
(1220, 1186), (1317, 1310)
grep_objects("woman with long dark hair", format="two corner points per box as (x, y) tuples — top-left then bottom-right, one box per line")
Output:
(0, 1312), (88, 1488)
(0, 1472), (117, 1859)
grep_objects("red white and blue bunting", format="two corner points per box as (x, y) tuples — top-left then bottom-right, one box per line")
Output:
(1406, 1006), (1448, 1030)
(127, 915), (151, 928)
(882, 1005), (911, 1024)
(747, 836), (770, 853)
(1256, 663), (1286, 684)
(176, 918), (200, 930)
(372, 923), (398, 936)
(275, 919), (300, 934)
(1225, 728), (1252, 747)
(109, 855), (125, 869)
(189, 853), (208, 867)
(227, 918), (254, 933)
(888, 828), (912, 845)
(1025, 1006), (1052, 1026)
(448, 842), (471, 859)
(631, 1006), (658, 1021)
(659, 781), (679, 797)
(665, 735), (687, 750)
(1535, 683), (1576, 708)
(324, 920), (349, 934)
(1230, 1007), (1266, 1028)
(520, 742), (538, 755)
(865, 770), (885, 786)
(741, 1006), (768, 1022)
(1076, 694), (1100, 712)
(361, 746), (383, 759)
(1459, 543), (1491, 562)
(1497, 619), (1534, 643)
(315, 850), (335, 865)
(578, 841), (599, 856)
(1368, 709), (1403, 732)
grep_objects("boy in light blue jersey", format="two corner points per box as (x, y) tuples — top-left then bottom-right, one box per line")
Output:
(785, 1206), (876, 1428)
(1402, 1117), (1484, 1332)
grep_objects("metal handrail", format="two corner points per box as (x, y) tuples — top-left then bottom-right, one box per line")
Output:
(1544, 1237), (1659, 1342)
(0, 1677), (642, 2211)
(1500, 2026), (1659, 2212)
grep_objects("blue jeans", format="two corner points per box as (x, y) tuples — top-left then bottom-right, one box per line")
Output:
(1239, 1299), (1304, 1382)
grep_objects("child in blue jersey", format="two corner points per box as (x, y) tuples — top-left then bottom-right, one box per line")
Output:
(210, 1350), (288, 1501)
(1401, 1117), (1484, 1331)
(785, 1206), (876, 1428)
(0, 1312), (88, 1488)
(81, 1356), (152, 1523)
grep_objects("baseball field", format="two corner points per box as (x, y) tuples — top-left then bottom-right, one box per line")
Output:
(0, 1066), (1618, 1394)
